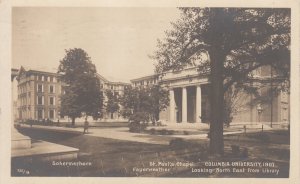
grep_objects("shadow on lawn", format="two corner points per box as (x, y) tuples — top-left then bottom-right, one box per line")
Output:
(12, 129), (289, 177)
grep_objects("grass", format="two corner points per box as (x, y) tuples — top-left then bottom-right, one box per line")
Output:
(12, 129), (290, 177)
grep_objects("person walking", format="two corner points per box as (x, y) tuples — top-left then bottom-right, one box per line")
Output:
(83, 119), (89, 134)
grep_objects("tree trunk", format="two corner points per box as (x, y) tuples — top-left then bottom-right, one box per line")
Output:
(209, 49), (225, 155)
(71, 117), (75, 126)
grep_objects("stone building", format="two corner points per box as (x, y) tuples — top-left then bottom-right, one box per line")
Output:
(131, 65), (290, 126)
(14, 67), (130, 122)
(13, 64), (289, 126)
(96, 73), (131, 120)
(16, 67), (62, 121)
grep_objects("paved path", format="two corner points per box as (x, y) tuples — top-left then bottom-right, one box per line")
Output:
(17, 123), (287, 145)
(18, 124), (208, 145)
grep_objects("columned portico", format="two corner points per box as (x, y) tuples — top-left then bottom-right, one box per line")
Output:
(161, 66), (209, 124)
(168, 84), (203, 123)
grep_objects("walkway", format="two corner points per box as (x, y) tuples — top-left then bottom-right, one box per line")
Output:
(18, 124), (208, 145)
(17, 122), (287, 145)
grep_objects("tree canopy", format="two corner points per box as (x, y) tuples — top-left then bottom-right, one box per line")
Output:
(105, 90), (120, 118)
(58, 48), (103, 125)
(152, 8), (290, 154)
(120, 85), (169, 123)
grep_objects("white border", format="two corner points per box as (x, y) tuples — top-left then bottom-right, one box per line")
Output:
(1, 0), (299, 184)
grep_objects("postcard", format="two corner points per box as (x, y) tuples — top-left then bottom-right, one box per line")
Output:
(1, 0), (299, 184)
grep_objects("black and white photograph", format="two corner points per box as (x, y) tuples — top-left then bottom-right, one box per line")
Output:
(1, 0), (299, 182)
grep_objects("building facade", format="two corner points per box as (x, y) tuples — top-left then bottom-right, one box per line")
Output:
(97, 73), (131, 120)
(131, 65), (290, 126)
(14, 64), (289, 126)
(14, 67), (130, 122)
(16, 67), (62, 121)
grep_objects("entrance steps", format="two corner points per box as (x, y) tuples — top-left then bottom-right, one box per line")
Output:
(12, 140), (79, 161)
(12, 127), (79, 161)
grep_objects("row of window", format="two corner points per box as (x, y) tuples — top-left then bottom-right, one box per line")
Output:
(36, 75), (57, 82)
(19, 83), (56, 94)
(100, 83), (129, 90)
(36, 109), (56, 119)
(134, 79), (157, 87)
(19, 108), (56, 119)
(19, 96), (30, 106)
(19, 82), (32, 94)
(37, 84), (55, 93)
(37, 96), (56, 105)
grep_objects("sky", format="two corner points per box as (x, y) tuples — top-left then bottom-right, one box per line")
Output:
(12, 7), (180, 83)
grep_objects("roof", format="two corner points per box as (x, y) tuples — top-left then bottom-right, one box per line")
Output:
(130, 74), (159, 83)
(96, 73), (130, 86)
(14, 67), (131, 86)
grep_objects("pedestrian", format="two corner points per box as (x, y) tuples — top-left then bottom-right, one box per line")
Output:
(83, 119), (89, 134)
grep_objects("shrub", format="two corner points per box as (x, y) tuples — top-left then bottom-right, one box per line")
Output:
(129, 112), (149, 123)
(128, 121), (147, 133)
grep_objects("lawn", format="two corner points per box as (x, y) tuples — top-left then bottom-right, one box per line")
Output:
(12, 129), (289, 177)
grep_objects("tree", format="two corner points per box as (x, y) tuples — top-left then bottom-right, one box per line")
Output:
(152, 8), (290, 154)
(58, 48), (103, 126)
(147, 85), (170, 123)
(105, 90), (120, 119)
(120, 85), (169, 123)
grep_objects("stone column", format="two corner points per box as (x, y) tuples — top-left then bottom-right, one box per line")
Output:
(182, 87), (187, 123)
(196, 85), (202, 123)
(169, 89), (175, 123)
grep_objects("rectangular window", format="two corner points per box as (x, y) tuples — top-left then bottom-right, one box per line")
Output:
(38, 109), (43, 119)
(49, 85), (54, 93)
(38, 75), (42, 81)
(50, 76), (53, 82)
(49, 97), (54, 105)
(37, 96), (43, 105)
(49, 110), (54, 119)
(37, 84), (43, 93)
(44, 76), (48, 81)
